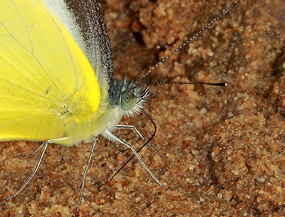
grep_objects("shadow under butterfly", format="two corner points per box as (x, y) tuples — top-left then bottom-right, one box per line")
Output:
(0, 0), (237, 212)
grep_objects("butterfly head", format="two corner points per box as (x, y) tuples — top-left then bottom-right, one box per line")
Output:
(108, 78), (149, 117)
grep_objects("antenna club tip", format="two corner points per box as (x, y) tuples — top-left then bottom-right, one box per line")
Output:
(225, 82), (228, 87)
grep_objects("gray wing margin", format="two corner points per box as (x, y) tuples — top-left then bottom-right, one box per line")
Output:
(54, 0), (114, 86)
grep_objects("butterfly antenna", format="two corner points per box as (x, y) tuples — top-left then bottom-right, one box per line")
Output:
(136, 3), (238, 84)
(139, 81), (227, 86)
(109, 110), (157, 182)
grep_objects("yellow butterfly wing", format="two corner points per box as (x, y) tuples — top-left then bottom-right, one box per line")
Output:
(0, 0), (101, 145)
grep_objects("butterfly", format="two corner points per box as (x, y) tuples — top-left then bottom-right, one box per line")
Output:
(0, 0), (237, 212)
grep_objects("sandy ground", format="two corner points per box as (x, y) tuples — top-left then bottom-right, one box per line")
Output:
(1, 0), (285, 216)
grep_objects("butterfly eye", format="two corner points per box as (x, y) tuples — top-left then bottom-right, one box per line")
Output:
(121, 91), (136, 111)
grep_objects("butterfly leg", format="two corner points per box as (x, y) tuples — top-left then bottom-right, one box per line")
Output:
(77, 137), (98, 213)
(17, 142), (46, 159)
(4, 141), (49, 200)
(102, 129), (166, 188)
(116, 125), (164, 157)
